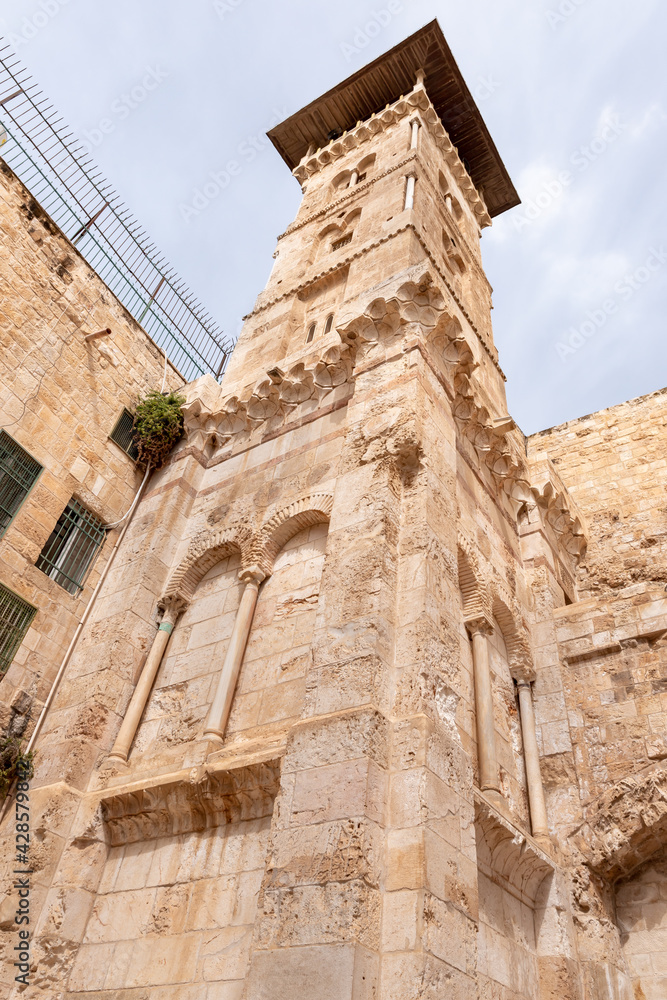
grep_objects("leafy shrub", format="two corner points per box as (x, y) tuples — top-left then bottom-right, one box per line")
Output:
(0, 736), (33, 800)
(133, 390), (185, 469)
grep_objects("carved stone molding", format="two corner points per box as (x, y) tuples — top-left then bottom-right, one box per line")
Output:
(457, 536), (490, 622)
(100, 757), (282, 846)
(528, 461), (587, 562)
(570, 761), (667, 881)
(162, 496), (334, 603)
(491, 585), (535, 681)
(458, 536), (534, 675)
(182, 343), (355, 455)
(475, 792), (555, 902)
(164, 526), (254, 604)
(256, 492), (334, 573)
(292, 82), (491, 228)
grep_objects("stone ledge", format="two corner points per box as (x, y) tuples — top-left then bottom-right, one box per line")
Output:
(100, 752), (282, 847)
(474, 790), (557, 904)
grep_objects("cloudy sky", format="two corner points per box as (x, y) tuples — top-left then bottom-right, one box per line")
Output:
(0, 0), (665, 434)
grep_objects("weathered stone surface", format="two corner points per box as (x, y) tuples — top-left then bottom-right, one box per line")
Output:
(0, 22), (665, 1000)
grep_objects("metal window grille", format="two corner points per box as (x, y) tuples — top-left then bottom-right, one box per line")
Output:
(0, 584), (36, 676)
(0, 431), (42, 537)
(36, 499), (106, 595)
(109, 409), (138, 460)
(331, 233), (353, 251)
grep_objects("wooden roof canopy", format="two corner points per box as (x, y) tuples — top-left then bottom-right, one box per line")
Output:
(267, 20), (519, 219)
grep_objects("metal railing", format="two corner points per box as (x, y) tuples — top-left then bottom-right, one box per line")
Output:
(0, 41), (232, 382)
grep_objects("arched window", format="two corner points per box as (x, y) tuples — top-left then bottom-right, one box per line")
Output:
(306, 323), (316, 343)
(323, 314), (334, 335)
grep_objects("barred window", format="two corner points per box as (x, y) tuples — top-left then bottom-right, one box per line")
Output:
(0, 584), (36, 676)
(0, 431), (42, 537)
(36, 499), (106, 595)
(109, 408), (138, 459)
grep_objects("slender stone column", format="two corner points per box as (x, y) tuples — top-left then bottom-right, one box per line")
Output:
(108, 595), (186, 762)
(467, 617), (501, 794)
(516, 678), (550, 839)
(404, 174), (417, 211)
(203, 566), (266, 742)
(410, 119), (420, 148)
(349, 169), (359, 187)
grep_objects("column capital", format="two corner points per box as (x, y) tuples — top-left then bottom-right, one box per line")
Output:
(511, 662), (536, 685)
(238, 564), (267, 586)
(159, 594), (189, 624)
(465, 615), (494, 638)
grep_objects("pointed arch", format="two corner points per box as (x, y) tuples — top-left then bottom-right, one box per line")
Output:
(257, 493), (334, 572)
(490, 586), (533, 679)
(164, 526), (253, 604)
(457, 536), (488, 622)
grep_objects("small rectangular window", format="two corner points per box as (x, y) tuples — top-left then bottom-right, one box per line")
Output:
(0, 584), (37, 676)
(36, 499), (106, 596)
(109, 408), (138, 460)
(0, 431), (42, 537)
(331, 233), (353, 251)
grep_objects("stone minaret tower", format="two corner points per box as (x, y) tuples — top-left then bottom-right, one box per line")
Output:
(4, 21), (597, 1000)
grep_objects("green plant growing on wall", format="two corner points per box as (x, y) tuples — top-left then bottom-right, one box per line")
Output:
(0, 736), (33, 801)
(133, 390), (186, 469)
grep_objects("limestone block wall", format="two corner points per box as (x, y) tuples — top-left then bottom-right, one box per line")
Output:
(528, 388), (667, 599)
(65, 817), (270, 997)
(553, 585), (667, 806)
(616, 850), (667, 1000)
(0, 161), (183, 742)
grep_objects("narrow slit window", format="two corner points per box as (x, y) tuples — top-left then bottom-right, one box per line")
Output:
(324, 314), (334, 335)
(109, 408), (138, 459)
(0, 584), (37, 676)
(0, 431), (42, 538)
(306, 323), (316, 343)
(36, 498), (106, 596)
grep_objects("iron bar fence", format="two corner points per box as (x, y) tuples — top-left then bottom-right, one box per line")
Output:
(0, 41), (232, 382)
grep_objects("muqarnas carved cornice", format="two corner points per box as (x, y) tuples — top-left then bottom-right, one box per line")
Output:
(181, 342), (355, 453)
(100, 757), (281, 846)
(293, 82), (492, 228)
(527, 455), (587, 561)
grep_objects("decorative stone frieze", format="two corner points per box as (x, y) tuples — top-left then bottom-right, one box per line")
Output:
(527, 455), (587, 561)
(181, 343), (355, 453)
(101, 756), (282, 846)
(292, 81), (492, 227)
(163, 525), (254, 603)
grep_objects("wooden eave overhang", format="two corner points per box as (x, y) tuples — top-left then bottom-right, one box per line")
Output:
(267, 19), (520, 219)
